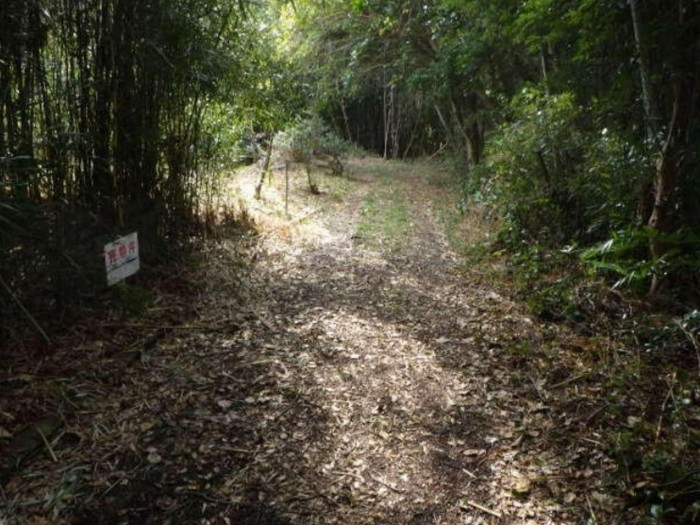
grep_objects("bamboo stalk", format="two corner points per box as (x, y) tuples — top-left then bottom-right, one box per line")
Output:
(0, 275), (51, 345)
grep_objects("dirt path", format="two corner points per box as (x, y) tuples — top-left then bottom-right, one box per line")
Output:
(1, 158), (627, 524)
(188, 158), (615, 525)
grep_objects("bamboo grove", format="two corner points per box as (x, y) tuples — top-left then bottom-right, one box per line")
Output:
(0, 0), (289, 343)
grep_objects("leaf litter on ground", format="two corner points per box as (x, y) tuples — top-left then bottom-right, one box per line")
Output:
(0, 157), (660, 524)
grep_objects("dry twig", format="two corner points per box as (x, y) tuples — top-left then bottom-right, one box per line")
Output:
(459, 499), (502, 518)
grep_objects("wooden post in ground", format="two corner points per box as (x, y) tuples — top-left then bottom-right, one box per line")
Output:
(285, 161), (290, 218)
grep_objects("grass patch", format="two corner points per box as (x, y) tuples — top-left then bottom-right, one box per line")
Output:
(356, 174), (411, 250)
(114, 283), (154, 317)
(319, 170), (359, 203)
(423, 169), (496, 259)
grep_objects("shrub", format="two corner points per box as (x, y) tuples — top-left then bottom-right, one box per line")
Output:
(473, 87), (651, 249)
(276, 115), (351, 164)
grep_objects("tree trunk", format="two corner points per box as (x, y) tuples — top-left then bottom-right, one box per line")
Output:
(254, 135), (274, 200)
(629, 0), (659, 141)
(434, 104), (454, 156)
(648, 0), (698, 294)
(339, 96), (352, 141)
(391, 85), (400, 159)
(540, 47), (550, 95)
(649, 87), (692, 293)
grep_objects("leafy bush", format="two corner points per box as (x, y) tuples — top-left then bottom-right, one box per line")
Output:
(473, 88), (651, 248)
(509, 244), (590, 322)
(276, 115), (352, 164)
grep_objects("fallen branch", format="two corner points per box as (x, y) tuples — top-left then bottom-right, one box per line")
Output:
(369, 474), (404, 494)
(675, 319), (700, 377)
(0, 275), (51, 345)
(655, 372), (677, 445)
(527, 374), (548, 404)
(218, 446), (255, 455)
(461, 468), (478, 479)
(100, 322), (230, 331)
(290, 208), (319, 224)
(548, 372), (590, 390)
(35, 427), (58, 463)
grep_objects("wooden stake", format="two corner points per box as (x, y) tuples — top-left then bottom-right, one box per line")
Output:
(459, 499), (502, 519)
(285, 160), (290, 217)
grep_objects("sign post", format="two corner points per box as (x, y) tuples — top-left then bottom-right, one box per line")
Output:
(104, 232), (139, 286)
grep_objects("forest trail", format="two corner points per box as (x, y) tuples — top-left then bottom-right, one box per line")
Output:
(2, 158), (622, 524)
(183, 157), (615, 525)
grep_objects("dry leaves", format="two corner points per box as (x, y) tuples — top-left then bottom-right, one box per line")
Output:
(0, 159), (628, 524)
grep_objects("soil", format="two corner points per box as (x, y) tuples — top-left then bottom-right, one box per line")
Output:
(0, 158), (652, 524)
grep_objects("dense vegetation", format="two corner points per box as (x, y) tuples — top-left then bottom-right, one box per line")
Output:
(0, 0), (301, 343)
(286, 0), (700, 304)
(3, 0), (699, 339)
(3, 1), (700, 523)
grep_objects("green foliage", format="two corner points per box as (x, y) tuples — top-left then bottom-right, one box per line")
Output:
(114, 284), (154, 318)
(507, 245), (586, 321)
(473, 88), (652, 249)
(611, 382), (700, 524)
(0, 0), (298, 343)
(474, 88), (583, 244)
(582, 228), (700, 293)
(276, 115), (352, 163)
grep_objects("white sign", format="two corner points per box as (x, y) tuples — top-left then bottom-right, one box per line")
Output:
(104, 232), (139, 286)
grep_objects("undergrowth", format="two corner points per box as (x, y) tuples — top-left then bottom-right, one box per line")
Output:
(506, 251), (700, 524)
(429, 140), (700, 523)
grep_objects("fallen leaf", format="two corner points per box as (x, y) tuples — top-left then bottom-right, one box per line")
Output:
(139, 421), (155, 432)
(627, 416), (642, 427)
(512, 476), (532, 495)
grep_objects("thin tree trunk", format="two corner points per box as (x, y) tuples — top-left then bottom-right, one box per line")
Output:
(648, 0), (698, 294)
(434, 104), (453, 154)
(339, 96), (352, 141)
(384, 81), (395, 160)
(391, 85), (399, 159)
(630, 0), (659, 141)
(255, 135), (274, 200)
(649, 86), (692, 293)
(449, 98), (476, 167)
(540, 47), (550, 95)
(402, 116), (421, 159)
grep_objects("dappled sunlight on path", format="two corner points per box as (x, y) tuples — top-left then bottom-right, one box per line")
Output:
(210, 159), (598, 524)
